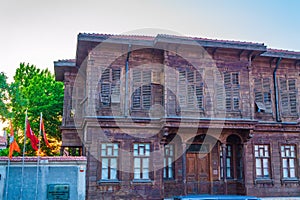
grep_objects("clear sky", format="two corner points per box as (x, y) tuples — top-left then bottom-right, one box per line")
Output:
(0, 0), (299, 81)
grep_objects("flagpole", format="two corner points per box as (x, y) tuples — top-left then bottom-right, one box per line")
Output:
(5, 158), (10, 200)
(20, 110), (28, 200)
(5, 130), (10, 200)
(35, 112), (42, 200)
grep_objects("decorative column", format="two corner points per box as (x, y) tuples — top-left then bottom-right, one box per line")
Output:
(221, 143), (228, 194)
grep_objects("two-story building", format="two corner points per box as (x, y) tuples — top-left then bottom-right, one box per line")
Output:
(54, 33), (300, 199)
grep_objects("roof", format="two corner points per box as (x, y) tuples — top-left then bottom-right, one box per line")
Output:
(262, 48), (300, 60)
(54, 59), (77, 81)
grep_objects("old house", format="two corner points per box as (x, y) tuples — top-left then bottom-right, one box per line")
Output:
(54, 33), (300, 199)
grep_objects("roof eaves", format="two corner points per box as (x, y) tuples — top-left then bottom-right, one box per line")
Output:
(261, 49), (300, 60)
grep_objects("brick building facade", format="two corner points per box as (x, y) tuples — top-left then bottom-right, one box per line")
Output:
(54, 33), (300, 199)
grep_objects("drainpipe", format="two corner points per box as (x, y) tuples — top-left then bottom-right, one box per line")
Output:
(124, 44), (131, 117)
(273, 57), (282, 122)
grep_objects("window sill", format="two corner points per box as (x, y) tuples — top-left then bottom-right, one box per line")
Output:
(163, 178), (176, 182)
(254, 178), (273, 185)
(98, 180), (120, 185)
(131, 179), (153, 184)
(281, 178), (300, 184)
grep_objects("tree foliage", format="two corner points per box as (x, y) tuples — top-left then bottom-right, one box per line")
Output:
(2, 63), (64, 155)
(0, 72), (10, 121)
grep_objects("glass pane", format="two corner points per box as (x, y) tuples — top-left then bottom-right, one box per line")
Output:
(101, 144), (106, 150)
(283, 169), (288, 178)
(259, 149), (264, 156)
(142, 171), (149, 179)
(143, 158), (149, 168)
(290, 145), (295, 151)
(134, 158), (140, 168)
(145, 144), (150, 156)
(263, 159), (269, 168)
(102, 158), (108, 167)
(169, 167), (173, 178)
(134, 169), (140, 179)
(255, 145), (258, 151)
(290, 159), (295, 167)
(107, 147), (112, 156)
(256, 159), (261, 168)
(134, 145), (138, 156)
(168, 157), (172, 166)
(290, 169), (296, 177)
(283, 159), (288, 168)
(111, 168), (117, 179)
(226, 158), (231, 167)
(255, 150), (259, 157)
(256, 168), (262, 176)
(286, 149), (290, 157)
(281, 145), (284, 152)
(281, 150), (285, 157)
(265, 149), (269, 157)
(111, 158), (117, 168)
(102, 168), (108, 179)
(263, 168), (269, 177)
(291, 151), (295, 157)
(227, 168), (231, 178)
(163, 168), (166, 178)
(101, 149), (106, 156)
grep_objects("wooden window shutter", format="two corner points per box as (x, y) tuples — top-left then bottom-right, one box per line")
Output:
(100, 83), (111, 106)
(132, 87), (141, 109)
(111, 69), (121, 103)
(142, 85), (151, 109)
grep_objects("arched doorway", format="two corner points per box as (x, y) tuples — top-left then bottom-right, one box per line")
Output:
(221, 134), (245, 194)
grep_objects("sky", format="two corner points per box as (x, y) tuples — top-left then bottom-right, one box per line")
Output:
(0, 0), (299, 130)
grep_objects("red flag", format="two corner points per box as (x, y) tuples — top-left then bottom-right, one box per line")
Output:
(8, 121), (21, 159)
(40, 118), (50, 147)
(26, 119), (39, 151)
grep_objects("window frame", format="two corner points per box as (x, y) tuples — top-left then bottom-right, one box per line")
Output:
(163, 144), (175, 180)
(279, 78), (298, 116)
(254, 77), (272, 113)
(133, 143), (151, 180)
(177, 68), (204, 110)
(99, 143), (119, 181)
(254, 144), (272, 180)
(280, 144), (298, 180)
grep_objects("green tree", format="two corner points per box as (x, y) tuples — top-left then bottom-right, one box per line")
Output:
(0, 72), (10, 120)
(8, 63), (64, 155)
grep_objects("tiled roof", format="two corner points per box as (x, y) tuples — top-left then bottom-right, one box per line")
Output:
(54, 59), (76, 67)
(262, 48), (300, 59)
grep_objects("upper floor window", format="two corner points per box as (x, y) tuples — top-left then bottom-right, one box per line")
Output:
(281, 145), (297, 179)
(279, 78), (297, 116)
(133, 143), (150, 180)
(99, 68), (121, 107)
(131, 68), (163, 111)
(164, 144), (174, 179)
(100, 143), (119, 180)
(177, 69), (204, 110)
(254, 144), (271, 179)
(254, 78), (272, 113)
(216, 72), (240, 111)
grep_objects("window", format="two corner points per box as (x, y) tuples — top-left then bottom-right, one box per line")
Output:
(99, 68), (121, 107)
(216, 72), (240, 111)
(220, 145), (233, 178)
(133, 143), (150, 180)
(164, 144), (174, 179)
(254, 78), (272, 113)
(279, 78), (297, 115)
(281, 145), (297, 179)
(254, 145), (271, 179)
(177, 69), (204, 110)
(100, 143), (119, 180)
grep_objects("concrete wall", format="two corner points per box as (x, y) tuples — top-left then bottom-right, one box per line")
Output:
(0, 156), (86, 200)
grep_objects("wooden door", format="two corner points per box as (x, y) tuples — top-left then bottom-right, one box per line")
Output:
(186, 153), (210, 194)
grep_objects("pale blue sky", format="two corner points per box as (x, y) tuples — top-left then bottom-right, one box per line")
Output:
(0, 0), (299, 81)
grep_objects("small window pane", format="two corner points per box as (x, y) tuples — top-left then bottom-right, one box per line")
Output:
(290, 169), (296, 177)
(283, 159), (288, 168)
(283, 169), (288, 178)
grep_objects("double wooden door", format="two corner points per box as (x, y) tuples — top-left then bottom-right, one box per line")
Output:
(186, 153), (210, 194)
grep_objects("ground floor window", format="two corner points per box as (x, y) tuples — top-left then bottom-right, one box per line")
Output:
(100, 143), (119, 180)
(133, 143), (150, 180)
(281, 144), (297, 179)
(254, 144), (271, 179)
(164, 144), (174, 179)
